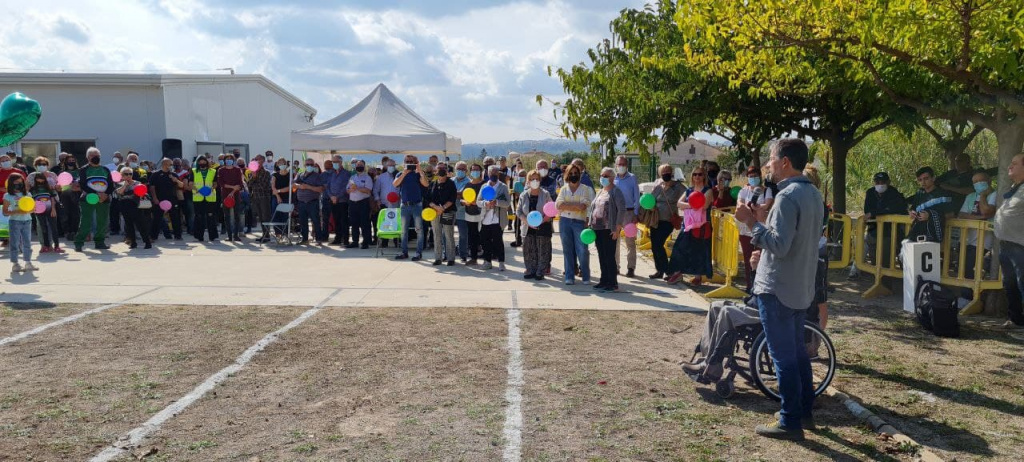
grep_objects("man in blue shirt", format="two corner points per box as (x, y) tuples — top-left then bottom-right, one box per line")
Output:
(325, 154), (351, 245)
(613, 155), (641, 277)
(393, 154), (429, 260)
(294, 158), (327, 244)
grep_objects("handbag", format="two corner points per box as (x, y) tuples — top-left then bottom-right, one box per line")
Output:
(138, 197), (153, 209)
(670, 212), (683, 230)
(440, 210), (456, 225)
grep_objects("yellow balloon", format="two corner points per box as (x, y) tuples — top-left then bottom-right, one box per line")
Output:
(422, 207), (437, 221)
(462, 187), (476, 202)
(17, 196), (35, 212)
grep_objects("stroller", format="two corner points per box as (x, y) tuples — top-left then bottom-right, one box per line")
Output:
(684, 296), (837, 400)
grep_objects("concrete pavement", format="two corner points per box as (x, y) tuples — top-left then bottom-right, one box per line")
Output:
(0, 230), (708, 312)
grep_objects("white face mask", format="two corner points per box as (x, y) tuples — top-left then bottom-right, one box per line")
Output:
(615, 166), (627, 175)
(538, 168), (548, 177)
(529, 180), (540, 190)
(874, 184), (888, 193)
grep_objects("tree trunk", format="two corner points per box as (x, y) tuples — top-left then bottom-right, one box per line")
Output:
(828, 141), (851, 214)
(992, 122), (1024, 197)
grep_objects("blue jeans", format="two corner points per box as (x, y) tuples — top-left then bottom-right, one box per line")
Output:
(296, 200), (321, 242)
(456, 219), (469, 260)
(756, 294), (814, 430)
(9, 219), (32, 263)
(401, 203), (424, 256)
(999, 241), (1024, 325)
(559, 217), (590, 282)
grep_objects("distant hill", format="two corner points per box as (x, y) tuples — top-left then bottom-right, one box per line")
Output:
(461, 139), (619, 159)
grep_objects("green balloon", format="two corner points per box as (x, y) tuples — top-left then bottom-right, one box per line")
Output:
(639, 193), (656, 210)
(580, 228), (596, 245)
(0, 92), (42, 147)
(730, 185), (742, 199)
(85, 193), (99, 205)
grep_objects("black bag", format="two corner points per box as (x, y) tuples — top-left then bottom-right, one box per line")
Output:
(914, 276), (960, 337)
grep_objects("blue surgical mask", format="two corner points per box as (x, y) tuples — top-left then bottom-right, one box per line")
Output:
(600, 177), (611, 187)
(305, 166), (315, 173)
(333, 162), (341, 170)
(470, 171), (481, 179)
(225, 160), (235, 167)
(36, 165), (48, 173)
(129, 162), (138, 168)
(973, 182), (988, 193)
(748, 177), (761, 186)
(2, 161), (13, 169)
(387, 165), (396, 173)
(489, 174), (499, 183)
(456, 170), (466, 179)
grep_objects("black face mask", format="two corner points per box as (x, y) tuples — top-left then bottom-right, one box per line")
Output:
(11, 182), (24, 191)
(567, 174), (580, 183)
(198, 162), (209, 169)
(89, 157), (100, 165)
(356, 166), (365, 173)
(661, 173), (674, 182)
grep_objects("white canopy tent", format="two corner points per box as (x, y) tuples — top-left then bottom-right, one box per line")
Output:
(291, 83), (461, 157)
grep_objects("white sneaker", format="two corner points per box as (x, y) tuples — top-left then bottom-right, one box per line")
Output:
(499, 262), (506, 271)
(23, 262), (38, 272)
(11, 262), (23, 272)
(482, 261), (493, 270)
(1001, 320), (1024, 330)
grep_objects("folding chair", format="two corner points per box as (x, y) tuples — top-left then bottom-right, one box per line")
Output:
(375, 207), (403, 258)
(261, 202), (295, 247)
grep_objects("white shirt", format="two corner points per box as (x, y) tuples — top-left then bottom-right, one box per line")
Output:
(960, 191), (996, 249)
(737, 186), (774, 236)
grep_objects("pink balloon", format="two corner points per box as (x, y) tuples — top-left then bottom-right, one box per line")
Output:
(159, 200), (172, 212)
(34, 201), (47, 214)
(623, 222), (637, 238)
(110, 171), (122, 182)
(57, 172), (73, 187)
(542, 201), (558, 218)
(248, 160), (260, 172)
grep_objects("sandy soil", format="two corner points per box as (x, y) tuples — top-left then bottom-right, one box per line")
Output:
(127, 308), (508, 462)
(0, 302), (93, 338)
(827, 270), (1024, 461)
(520, 309), (912, 461)
(0, 304), (305, 461)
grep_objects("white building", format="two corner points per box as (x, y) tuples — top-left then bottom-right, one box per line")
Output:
(650, 137), (724, 166)
(0, 72), (316, 164)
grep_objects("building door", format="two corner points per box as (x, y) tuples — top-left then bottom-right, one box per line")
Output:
(20, 141), (59, 167)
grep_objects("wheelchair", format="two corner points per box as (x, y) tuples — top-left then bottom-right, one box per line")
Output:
(688, 320), (837, 401)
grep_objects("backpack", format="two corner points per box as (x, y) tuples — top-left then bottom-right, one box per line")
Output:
(914, 276), (960, 338)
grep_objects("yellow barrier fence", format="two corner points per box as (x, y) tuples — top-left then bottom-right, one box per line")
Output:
(706, 209), (747, 298)
(853, 215), (1003, 315)
(826, 213), (852, 270)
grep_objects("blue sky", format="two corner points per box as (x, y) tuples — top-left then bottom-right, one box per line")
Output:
(0, 0), (647, 143)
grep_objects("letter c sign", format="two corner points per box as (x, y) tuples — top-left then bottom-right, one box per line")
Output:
(921, 251), (934, 273)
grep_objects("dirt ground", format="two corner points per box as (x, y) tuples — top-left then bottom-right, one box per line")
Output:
(125, 308), (508, 462)
(0, 304), (305, 462)
(0, 302), (93, 338)
(826, 270), (1024, 462)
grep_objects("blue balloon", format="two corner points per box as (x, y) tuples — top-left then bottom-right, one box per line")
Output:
(527, 210), (543, 227)
(199, 186), (212, 197)
(480, 185), (496, 201)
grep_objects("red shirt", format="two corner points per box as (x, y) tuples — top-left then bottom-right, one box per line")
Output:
(214, 167), (244, 199)
(0, 168), (27, 194)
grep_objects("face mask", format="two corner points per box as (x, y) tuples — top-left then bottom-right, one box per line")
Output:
(661, 173), (673, 182)
(67, 162), (76, 168)
(721, 179), (730, 187)
(11, 182), (23, 191)
(456, 170), (466, 179)
(600, 177), (611, 187)
(874, 184), (888, 193)
(36, 165), (47, 173)
(278, 164), (288, 171)
(567, 174), (580, 184)
(224, 160), (235, 167)
(113, 158), (122, 164)
(333, 162), (341, 170)
(198, 163), (209, 169)
(529, 180), (540, 190)
(356, 166), (365, 173)
(539, 168), (548, 177)
(89, 157), (100, 165)
(129, 162), (138, 168)
(470, 170), (481, 179)
(1, 161), (11, 169)
(437, 169), (447, 177)
(387, 165), (396, 173)
(748, 177), (761, 186)
(489, 174), (499, 183)
(616, 166), (627, 175)
(973, 182), (988, 193)
(305, 166), (316, 173)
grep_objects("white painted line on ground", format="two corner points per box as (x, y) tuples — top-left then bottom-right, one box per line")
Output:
(502, 290), (524, 462)
(88, 288), (343, 462)
(0, 287), (161, 348)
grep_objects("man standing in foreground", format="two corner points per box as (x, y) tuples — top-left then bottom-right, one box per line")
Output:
(735, 139), (823, 441)
(994, 153), (1024, 330)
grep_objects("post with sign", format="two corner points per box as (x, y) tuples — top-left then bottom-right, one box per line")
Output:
(902, 238), (941, 313)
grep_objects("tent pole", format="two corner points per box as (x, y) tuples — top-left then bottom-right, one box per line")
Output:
(288, 149), (295, 244)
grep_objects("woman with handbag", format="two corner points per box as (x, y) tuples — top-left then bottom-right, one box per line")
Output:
(517, 169), (554, 280)
(116, 167), (152, 249)
(666, 167), (714, 285)
(647, 164), (685, 279)
(428, 164), (457, 266)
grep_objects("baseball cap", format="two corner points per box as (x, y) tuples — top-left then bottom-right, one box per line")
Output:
(873, 172), (890, 182)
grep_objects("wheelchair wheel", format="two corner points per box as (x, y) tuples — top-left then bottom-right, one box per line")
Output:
(748, 322), (836, 402)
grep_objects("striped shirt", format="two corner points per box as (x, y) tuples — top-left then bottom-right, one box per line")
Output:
(555, 183), (595, 221)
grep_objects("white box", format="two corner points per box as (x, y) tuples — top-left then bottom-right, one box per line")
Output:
(902, 240), (941, 313)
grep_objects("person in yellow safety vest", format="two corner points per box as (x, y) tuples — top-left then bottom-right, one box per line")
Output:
(191, 157), (219, 242)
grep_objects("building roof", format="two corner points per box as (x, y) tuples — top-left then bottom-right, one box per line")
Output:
(0, 72), (317, 116)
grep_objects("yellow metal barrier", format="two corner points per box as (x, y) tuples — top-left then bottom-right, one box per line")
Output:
(827, 213), (852, 270)
(706, 209), (747, 299)
(853, 214), (1003, 315)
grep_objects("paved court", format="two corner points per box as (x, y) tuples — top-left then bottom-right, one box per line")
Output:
(0, 232), (708, 312)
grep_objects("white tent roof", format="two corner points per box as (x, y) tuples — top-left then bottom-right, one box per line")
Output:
(291, 83), (459, 155)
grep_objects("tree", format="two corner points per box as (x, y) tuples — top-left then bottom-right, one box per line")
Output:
(676, 0), (1024, 194)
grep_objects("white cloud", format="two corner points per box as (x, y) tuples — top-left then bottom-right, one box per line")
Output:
(0, 0), (646, 142)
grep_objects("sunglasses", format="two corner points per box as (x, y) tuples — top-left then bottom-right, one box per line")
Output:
(692, 173), (705, 177)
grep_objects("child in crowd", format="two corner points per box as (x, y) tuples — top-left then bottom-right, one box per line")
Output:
(4, 173), (38, 272)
